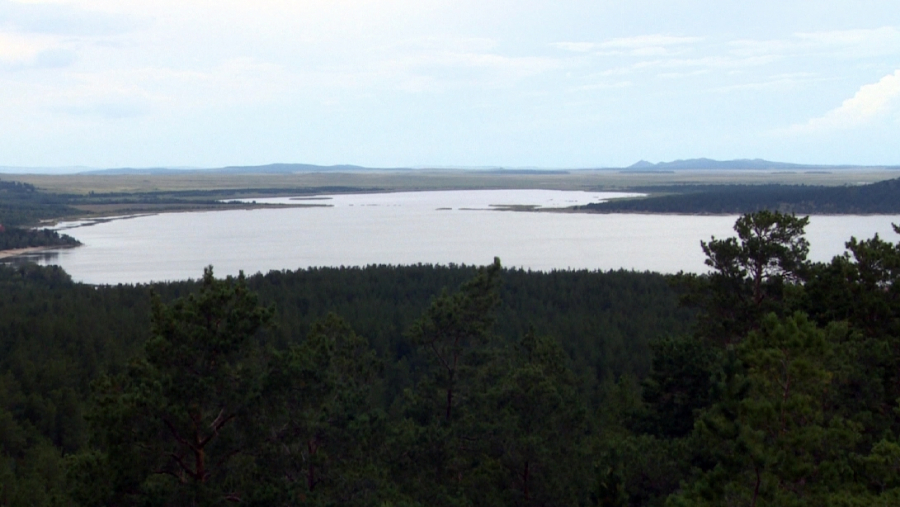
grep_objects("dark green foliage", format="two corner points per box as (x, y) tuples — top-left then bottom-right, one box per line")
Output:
(388, 259), (508, 506)
(251, 264), (692, 400)
(406, 257), (502, 422)
(0, 179), (80, 227)
(392, 262), (593, 506)
(662, 214), (900, 506)
(253, 313), (388, 505)
(0, 264), (150, 506)
(0, 226), (81, 251)
(472, 331), (591, 506)
(4, 209), (900, 505)
(805, 225), (900, 337)
(581, 178), (900, 214)
(0, 260), (692, 505)
(677, 210), (810, 344)
(585, 211), (900, 506)
(639, 336), (719, 438)
(86, 267), (274, 505)
(804, 225), (900, 439)
(671, 315), (864, 506)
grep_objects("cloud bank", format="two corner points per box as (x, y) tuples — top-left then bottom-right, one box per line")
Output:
(789, 70), (900, 133)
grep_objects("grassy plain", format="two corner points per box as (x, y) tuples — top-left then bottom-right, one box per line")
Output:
(6, 167), (900, 196)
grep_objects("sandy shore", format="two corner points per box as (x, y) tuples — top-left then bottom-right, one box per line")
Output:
(0, 246), (55, 260)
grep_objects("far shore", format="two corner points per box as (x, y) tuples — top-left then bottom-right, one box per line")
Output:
(26, 202), (331, 228)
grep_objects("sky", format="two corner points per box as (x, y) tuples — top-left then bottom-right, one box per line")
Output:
(0, 0), (899, 169)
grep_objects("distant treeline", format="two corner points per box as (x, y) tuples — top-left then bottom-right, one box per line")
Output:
(0, 180), (82, 250)
(0, 177), (376, 228)
(0, 177), (380, 250)
(0, 180), (80, 227)
(583, 176), (900, 214)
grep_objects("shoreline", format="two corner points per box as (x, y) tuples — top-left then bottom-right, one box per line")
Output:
(37, 202), (330, 229)
(0, 246), (57, 260)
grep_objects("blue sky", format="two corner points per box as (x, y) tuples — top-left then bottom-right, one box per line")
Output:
(1, 0), (898, 169)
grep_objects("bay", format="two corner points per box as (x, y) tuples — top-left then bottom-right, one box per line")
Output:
(20, 189), (900, 285)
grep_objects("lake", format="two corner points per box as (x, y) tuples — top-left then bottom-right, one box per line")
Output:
(17, 189), (900, 285)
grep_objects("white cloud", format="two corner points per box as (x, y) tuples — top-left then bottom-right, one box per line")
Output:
(390, 36), (497, 53)
(598, 34), (703, 50)
(0, 0), (142, 36)
(593, 54), (775, 81)
(728, 38), (793, 58)
(657, 70), (709, 79)
(571, 80), (631, 92)
(794, 27), (900, 57)
(0, 56), (292, 124)
(0, 30), (74, 68)
(314, 35), (570, 94)
(550, 42), (595, 53)
(66, 58), (296, 111)
(711, 73), (820, 93)
(788, 70), (900, 133)
(54, 99), (147, 119)
(374, 49), (563, 92)
(549, 33), (784, 82)
(0, 32), (43, 63)
(730, 26), (900, 59)
(551, 35), (702, 57)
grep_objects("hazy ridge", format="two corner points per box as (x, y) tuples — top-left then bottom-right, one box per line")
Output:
(4, 158), (900, 176)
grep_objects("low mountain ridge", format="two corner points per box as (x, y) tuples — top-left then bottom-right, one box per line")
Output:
(625, 158), (846, 170)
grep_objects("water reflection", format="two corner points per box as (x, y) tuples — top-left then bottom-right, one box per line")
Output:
(1, 250), (61, 266)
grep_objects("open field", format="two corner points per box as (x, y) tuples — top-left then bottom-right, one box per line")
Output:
(5, 168), (900, 195)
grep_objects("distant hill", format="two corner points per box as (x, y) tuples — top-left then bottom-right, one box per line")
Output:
(0, 166), (95, 175)
(216, 164), (579, 175)
(79, 164), (389, 175)
(627, 160), (657, 169)
(4, 159), (898, 176)
(80, 167), (195, 175)
(79, 164), (571, 175)
(623, 158), (899, 171)
(211, 163), (398, 174)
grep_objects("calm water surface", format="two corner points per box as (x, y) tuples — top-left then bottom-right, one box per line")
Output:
(22, 189), (900, 285)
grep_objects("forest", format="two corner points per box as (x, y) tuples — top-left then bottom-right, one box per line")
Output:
(0, 180), (79, 250)
(1, 210), (900, 505)
(0, 227), (80, 252)
(582, 177), (900, 214)
(0, 180), (78, 228)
